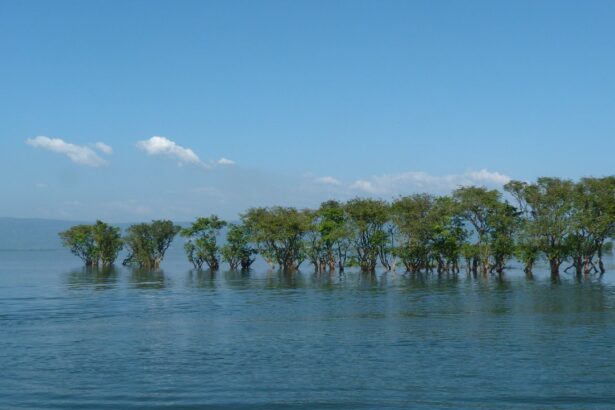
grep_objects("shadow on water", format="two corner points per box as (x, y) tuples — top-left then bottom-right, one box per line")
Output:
(129, 268), (167, 289)
(65, 266), (119, 290)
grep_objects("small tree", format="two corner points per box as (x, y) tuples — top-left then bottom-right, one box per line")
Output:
(317, 200), (352, 273)
(181, 215), (227, 270)
(505, 178), (576, 279)
(345, 198), (391, 273)
(454, 186), (516, 275)
(60, 221), (123, 267)
(391, 194), (438, 273)
(123, 220), (180, 269)
(242, 206), (310, 272)
(92, 221), (123, 267)
(431, 196), (466, 274)
(572, 177), (615, 274)
(60, 224), (98, 266)
(221, 223), (257, 271)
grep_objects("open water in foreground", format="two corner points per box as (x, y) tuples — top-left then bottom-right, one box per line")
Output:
(1, 220), (615, 409)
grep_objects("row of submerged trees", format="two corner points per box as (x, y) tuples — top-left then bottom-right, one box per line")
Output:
(59, 176), (614, 280)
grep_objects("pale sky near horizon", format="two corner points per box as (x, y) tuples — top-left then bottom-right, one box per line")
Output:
(1, 0), (614, 222)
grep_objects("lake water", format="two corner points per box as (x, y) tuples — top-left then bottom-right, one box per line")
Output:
(1, 219), (615, 409)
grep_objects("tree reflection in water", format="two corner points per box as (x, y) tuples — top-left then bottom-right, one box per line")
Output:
(130, 268), (167, 289)
(186, 269), (217, 289)
(66, 266), (119, 290)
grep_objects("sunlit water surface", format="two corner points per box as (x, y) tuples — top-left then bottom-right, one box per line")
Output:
(1, 221), (615, 409)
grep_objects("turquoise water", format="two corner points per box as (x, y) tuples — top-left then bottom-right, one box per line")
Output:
(1, 219), (615, 409)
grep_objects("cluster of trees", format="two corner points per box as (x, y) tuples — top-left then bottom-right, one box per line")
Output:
(60, 220), (180, 270)
(60, 221), (123, 267)
(60, 176), (614, 280)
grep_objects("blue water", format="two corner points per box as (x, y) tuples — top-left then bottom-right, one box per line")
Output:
(1, 219), (615, 409)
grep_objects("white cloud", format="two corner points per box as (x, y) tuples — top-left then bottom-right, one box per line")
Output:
(467, 169), (511, 185)
(350, 179), (376, 193)
(26, 136), (107, 167)
(315, 176), (342, 186)
(94, 142), (113, 155)
(136, 136), (204, 166)
(350, 169), (512, 195)
(217, 157), (235, 165)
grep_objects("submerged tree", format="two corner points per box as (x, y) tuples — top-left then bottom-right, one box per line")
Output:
(92, 221), (124, 267)
(221, 223), (257, 271)
(454, 186), (517, 275)
(430, 196), (466, 274)
(505, 178), (576, 279)
(242, 206), (311, 272)
(123, 220), (180, 269)
(391, 194), (437, 273)
(345, 198), (391, 273)
(304, 200), (353, 273)
(60, 224), (97, 266)
(181, 215), (227, 270)
(60, 221), (123, 267)
(569, 177), (615, 275)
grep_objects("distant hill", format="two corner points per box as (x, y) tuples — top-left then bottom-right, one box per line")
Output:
(0, 218), (88, 250)
(0, 218), (231, 252)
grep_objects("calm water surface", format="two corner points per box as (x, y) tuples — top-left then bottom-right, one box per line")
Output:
(1, 223), (615, 409)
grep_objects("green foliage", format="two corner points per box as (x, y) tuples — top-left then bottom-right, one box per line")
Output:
(345, 198), (391, 273)
(454, 186), (517, 274)
(392, 195), (465, 273)
(391, 194), (434, 272)
(304, 200), (353, 273)
(60, 225), (98, 266)
(181, 215), (227, 270)
(242, 206), (311, 272)
(58, 175), (614, 276)
(505, 178), (576, 277)
(221, 223), (257, 271)
(431, 196), (467, 273)
(59, 221), (123, 267)
(123, 220), (180, 269)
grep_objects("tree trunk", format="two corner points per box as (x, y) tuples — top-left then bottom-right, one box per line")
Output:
(573, 255), (582, 277)
(598, 248), (606, 275)
(549, 258), (560, 280)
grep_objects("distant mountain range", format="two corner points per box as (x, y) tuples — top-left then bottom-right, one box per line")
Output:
(0, 217), (84, 250)
(0, 217), (226, 251)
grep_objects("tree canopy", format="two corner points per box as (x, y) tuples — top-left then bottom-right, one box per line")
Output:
(123, 220), (181, 269)
(59, 221), (123, 267)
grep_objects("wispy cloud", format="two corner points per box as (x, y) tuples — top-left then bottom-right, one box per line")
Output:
(94, 142), (113, 155)
(350, 169), (512, 195)
(26, 136), (107, 167)
(217, 157), (235, 165)
(315, 176), (341, 186)
(104, 200), (152, 216)
(137, 136), (204, 167)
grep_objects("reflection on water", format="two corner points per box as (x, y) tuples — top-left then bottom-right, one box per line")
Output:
(186, 269), (217, 289)
(66, 266), (119, 290)
(264, 270), (307, 289)
(129, 268), (167, 289)
(222, 270), (252, 289)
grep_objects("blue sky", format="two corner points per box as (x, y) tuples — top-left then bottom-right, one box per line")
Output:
(1, 0), (614, 221)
